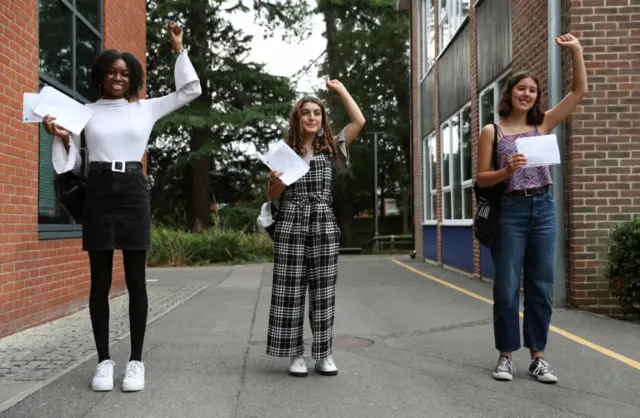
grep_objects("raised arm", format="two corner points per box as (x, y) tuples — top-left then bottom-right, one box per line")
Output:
(540, 34), (588, 134)
(145, 21), (202, 122)
(326, 80), (365, 145)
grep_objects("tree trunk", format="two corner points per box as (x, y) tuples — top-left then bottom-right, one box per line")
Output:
(188, 127), (212, 231)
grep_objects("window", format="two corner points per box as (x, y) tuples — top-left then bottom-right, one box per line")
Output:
(479, 71), (512, 129)
(421, 0), (436, 75)
(422, 133), (436, 223)
(439, 0), (470, 52)
(440, 104), (472, 222)
(38, 0), (102, 238)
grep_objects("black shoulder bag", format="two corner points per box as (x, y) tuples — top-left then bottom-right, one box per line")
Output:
(53, 131), (88, 221)
(473, 123), (507, 248)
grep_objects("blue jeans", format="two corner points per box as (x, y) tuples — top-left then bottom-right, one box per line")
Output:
(491, 190), (556, 353)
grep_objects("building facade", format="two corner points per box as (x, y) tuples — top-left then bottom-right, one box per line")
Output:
(0, 0), (147, 337)
(400, 0), (640, 314)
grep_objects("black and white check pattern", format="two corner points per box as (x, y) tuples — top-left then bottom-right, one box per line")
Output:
(267, 153), (341, 360)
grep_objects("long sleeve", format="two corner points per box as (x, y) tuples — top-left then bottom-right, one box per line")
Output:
(52, 133), (82, 175)
(145, 51), (202, 122)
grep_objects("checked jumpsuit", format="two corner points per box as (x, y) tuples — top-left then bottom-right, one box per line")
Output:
(266, 133), (347, 360)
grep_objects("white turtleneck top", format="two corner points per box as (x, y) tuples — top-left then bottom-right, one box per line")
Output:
(51, 51), (202, 175)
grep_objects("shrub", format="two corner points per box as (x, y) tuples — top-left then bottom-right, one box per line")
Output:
(148, 225), (273, 267)
(218, 204), (260, 232)
(605, 217), (640, 319)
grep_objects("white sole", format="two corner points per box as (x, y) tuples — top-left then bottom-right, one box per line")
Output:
(492, 372), (513, 381)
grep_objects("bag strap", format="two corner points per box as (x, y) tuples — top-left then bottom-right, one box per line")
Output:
(80, 131), (87, 177)
(491, 122), (499, 171)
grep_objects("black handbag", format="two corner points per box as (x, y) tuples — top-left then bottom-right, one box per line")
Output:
(53, 131), (88, 221)
(473, 123), (506, 248)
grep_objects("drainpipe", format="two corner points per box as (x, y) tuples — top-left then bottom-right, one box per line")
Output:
(548, 0), (567, 307)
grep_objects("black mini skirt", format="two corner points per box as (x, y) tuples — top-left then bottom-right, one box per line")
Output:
(82, 162), (150, 252)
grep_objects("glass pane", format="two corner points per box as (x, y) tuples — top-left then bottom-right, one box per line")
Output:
(423, 139), (429, 221)
(463, 186), (473, 219)
(443, 191), (451, 220)
(460, 0), (470, 19)
(76, 18), (101, 101)
(429, 136), (437, 190)
(452, 186), (462, 220)
(441, 123), (450, 188)
(480, 88), (495, 127)
(76, 0), (100, 29)
(39, 0), (73, 89)
(461, 107), (472, 181)
(38, 82), (77, 225)
(440, 16), (450, 49)
(498, 73), (511, 98)
(451, 115), (461, 189)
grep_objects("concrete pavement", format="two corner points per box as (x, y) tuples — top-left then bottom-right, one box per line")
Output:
(1, 256), (639, 417)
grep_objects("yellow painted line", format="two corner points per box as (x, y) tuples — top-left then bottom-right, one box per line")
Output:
(392, 259), (640, 371)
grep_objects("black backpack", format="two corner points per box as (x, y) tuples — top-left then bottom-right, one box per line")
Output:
(473, 123), (506, 248)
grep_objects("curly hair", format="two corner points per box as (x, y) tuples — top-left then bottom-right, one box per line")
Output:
(498, 71), (545, 126)
(286, 96), (337, 158)
(90, 49), (144, 101)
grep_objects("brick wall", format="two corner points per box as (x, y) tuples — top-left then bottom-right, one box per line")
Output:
(0, 0), (146, 338)
(566, 1), (640, 314)
(469, 5), (481, 280)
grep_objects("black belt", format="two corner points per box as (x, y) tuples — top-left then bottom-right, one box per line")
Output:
(507, 185), (550, 197)
(89, 161), (143, 172)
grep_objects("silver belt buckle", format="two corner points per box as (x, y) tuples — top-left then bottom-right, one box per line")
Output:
(111, 160), (126, 173)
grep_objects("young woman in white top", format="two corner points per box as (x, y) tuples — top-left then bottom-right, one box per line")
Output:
(41, 21), (201, 392)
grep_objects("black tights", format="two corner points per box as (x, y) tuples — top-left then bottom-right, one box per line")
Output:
(88, 250), (148, 363)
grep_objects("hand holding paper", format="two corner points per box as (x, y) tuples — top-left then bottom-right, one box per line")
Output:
(31, 86), (93, 136)
(261, 140), (310, 186)
(515, 134), (561, 167)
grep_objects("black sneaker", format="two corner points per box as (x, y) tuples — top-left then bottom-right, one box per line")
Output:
(492, 357), (514, 381)
(528, 358), (558, 384)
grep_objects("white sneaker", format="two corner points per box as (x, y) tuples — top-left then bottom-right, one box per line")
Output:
(91, 359), (115, 391)
(315, 355), (338, 376)
(288, 356), (308, 377)
(122, 360), (145, 392)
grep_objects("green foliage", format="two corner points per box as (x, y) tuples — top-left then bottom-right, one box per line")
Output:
(145, 0), (313, 229)
(218, 204), (261, 232)
(605, 218), (640, 319)
(148, 225), (273, 266)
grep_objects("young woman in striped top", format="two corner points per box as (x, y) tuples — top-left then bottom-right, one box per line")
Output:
(476, 33), (588, 384)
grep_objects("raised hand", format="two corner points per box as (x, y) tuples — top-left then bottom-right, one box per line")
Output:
(556, 33), (581, 52)
(326, 79), (346, 94)
(42, 115), (70, 142)
(167, 20), (183, 53)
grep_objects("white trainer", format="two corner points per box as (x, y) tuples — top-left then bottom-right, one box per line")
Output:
(289, 356), (308, 377)
(315, 355), (338, 376)
(91, 359), (115, 391)
(122, 360), (145, 392)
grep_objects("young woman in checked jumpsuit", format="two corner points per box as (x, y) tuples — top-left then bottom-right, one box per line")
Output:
(266, 80), (365, 377)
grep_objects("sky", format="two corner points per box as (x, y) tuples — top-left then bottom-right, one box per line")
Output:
(226, 1), (327, 95)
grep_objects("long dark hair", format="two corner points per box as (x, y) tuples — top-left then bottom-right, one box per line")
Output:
(498, 71), (545, 126)
(286, 96), (338, 158)
(90, 49), (144, 100)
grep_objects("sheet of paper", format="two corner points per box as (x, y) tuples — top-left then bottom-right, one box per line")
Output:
(261, 140), (310, 186)
(516, 134), (561, 167)
(22, 93), (43, 123)
(32, 86), (94, 135)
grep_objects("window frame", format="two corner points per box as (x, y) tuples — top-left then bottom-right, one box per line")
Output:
(422, 132), (437, 225)
(438, 0), (471, 53)
(440, 103), (473, 226)
(420, 0), (436, 79)
(478, 70), (512, 132)
(38, 0), (104, 240)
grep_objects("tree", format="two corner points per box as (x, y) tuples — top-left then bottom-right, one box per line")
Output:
(315, 0), (411, 242)
(145, 0), (312, 230)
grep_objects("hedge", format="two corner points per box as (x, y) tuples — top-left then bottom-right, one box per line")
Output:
(148, 226), (273, 267)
